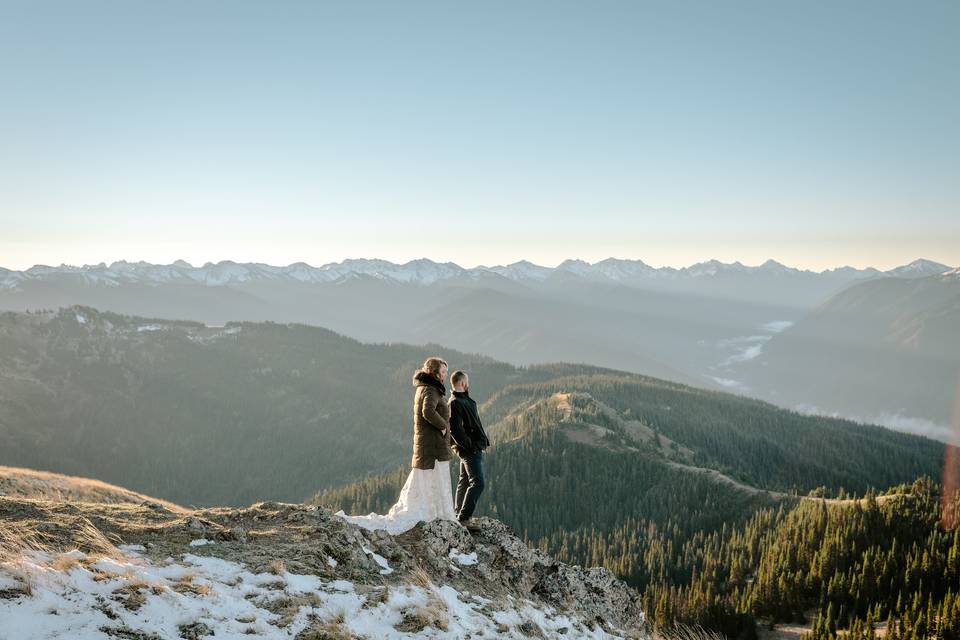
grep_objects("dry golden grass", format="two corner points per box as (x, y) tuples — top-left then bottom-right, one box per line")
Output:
(259, 593), (324, 628)
(0, 465), (185, 511)
(0, 506), (143, 603)
(0, 519), (50, 563)
(50, 552), (83, 572)
(0, 518), (55, 596)
(73, 516), (122, 556)
(654, 623), (728, 640)
(172, 574), (212, 596)
(408, 565), (432, 588)
(361, 586), (390, 608)
(266, 558), (286, 575)
(111, 579), (166, 611)
(396, 599), (450, 633)
(294, 608), (364, 640)
(298, 620), (359, 640)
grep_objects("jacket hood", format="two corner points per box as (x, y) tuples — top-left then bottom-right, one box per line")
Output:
(413, 370), (446, 394)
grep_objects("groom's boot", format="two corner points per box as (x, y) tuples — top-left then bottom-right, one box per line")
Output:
(458, 517), (483, 533)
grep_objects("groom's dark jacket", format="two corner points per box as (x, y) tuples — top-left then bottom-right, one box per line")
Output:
(448, 390), (490, 456)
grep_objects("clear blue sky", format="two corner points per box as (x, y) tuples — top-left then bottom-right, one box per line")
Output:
(1, 0), (957, 271)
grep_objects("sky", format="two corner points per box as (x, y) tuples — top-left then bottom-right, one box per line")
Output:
(1, 0), (958, 272)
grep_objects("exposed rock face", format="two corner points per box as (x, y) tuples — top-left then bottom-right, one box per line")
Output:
(405, 517), (645, 632)
(0, 497), (646, 638)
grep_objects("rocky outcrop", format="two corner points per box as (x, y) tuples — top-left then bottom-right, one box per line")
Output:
(0, 496), (646, 638)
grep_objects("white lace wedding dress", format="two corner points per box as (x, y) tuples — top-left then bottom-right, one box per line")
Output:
(335, 461), (457, 535)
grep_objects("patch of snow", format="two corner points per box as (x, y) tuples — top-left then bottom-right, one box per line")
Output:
(188, 538), (213, 547)
(118, 544), (146, 554)
(136, 324), (162, 332)
(448, 548), (478, 566)
(326, 556), (338, 568)
(0, 547), (624, 639)
(75, 313), (87, 325)
(282, 571), (323, 593)
(0, 574), (21, 590)
(90, 556), (131, 574)
(362, 546), (393, 575)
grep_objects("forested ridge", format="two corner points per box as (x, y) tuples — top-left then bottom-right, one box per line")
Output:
(3, 306), (938, 506)
(0, 306), (583, 505)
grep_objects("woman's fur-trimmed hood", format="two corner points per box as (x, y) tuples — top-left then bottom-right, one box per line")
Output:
(413, 370), (446, 395)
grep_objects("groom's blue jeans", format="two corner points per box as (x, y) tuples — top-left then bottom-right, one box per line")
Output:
(455, 451), (485, 521)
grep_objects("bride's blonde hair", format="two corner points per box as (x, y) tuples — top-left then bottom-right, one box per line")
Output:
(421, 357), (448, 378)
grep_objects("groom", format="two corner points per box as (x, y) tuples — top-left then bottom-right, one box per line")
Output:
(448, 370), (491, 529)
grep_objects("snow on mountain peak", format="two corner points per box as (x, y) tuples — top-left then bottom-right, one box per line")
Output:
(491, 260), (553, 281)
(942, 267), (960, 281)
(0, 257), (920, 289)
(760, 259), (796, 274)
(886, 258), (951, 278)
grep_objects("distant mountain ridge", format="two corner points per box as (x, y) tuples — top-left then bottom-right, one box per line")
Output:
(0, 256), (952, 290)
(733, 268), (960, 436)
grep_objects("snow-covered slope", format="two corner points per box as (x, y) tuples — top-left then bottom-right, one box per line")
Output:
(0, 497), (646, 639)
(885, 258), (952, 279)
(1, 257), (950, 290)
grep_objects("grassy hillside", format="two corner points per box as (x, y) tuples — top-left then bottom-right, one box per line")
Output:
(0, 465), (183, 510)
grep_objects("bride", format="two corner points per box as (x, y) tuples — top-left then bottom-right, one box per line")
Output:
(337, 357), (458, 534)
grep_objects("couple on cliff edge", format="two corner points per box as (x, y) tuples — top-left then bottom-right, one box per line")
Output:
(337, 357), (491, 535)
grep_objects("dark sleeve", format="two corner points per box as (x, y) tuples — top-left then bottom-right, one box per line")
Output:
(449, 401), (473, 450)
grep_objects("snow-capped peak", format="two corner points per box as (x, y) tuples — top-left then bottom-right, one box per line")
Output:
(683, 260), (747, 277)
(490, 260), (553, 282)
(759, 259), (797, 274)
(886, 259), (952, 278)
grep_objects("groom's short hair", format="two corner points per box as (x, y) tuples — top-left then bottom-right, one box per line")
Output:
(451, 370), (468, 387)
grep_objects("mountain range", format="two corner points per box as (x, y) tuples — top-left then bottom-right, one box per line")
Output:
(1, 256), (952, 291)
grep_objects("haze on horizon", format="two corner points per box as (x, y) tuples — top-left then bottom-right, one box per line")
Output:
(2, 1), (958, 272)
